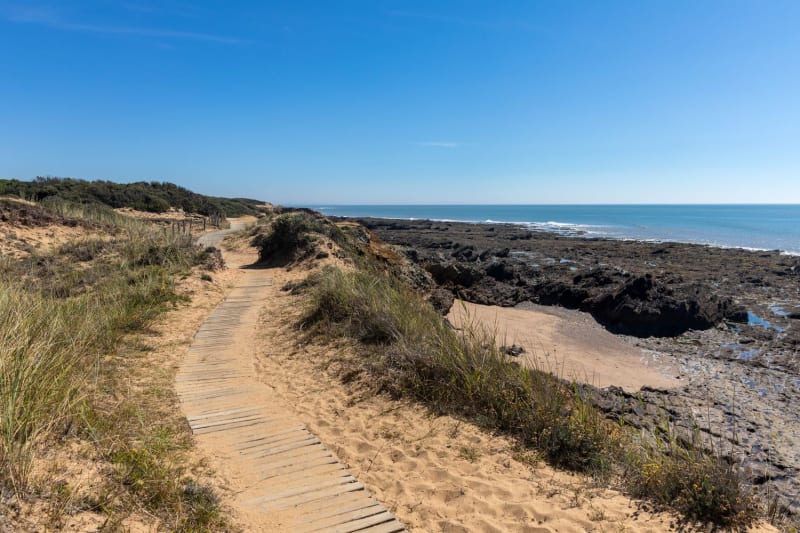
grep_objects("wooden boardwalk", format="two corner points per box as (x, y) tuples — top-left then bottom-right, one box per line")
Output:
(176, 269), (404, 532)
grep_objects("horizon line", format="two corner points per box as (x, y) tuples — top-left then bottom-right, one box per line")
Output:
(290, 202), (800, 207)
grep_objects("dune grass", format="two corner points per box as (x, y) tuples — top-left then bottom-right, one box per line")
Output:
(0, 201), (226, 529)
(301, 265), (760, 527)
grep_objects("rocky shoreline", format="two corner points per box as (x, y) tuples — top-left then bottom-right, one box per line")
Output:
(347, 216), (800, 515)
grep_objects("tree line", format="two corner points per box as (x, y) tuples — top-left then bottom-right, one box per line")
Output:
(0, 177), (265, 217)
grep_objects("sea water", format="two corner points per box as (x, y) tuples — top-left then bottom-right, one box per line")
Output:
(308, 205), (800, 255)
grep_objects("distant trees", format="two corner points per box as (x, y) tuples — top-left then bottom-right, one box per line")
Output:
(0, 177), (264, 217)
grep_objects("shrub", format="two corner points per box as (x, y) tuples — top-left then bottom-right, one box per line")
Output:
(255, 212), (328, 265)
(624, 426), (759, 525)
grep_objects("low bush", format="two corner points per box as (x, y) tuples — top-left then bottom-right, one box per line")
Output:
(255, 211), (329, 265)
(624, 426), (759, 525)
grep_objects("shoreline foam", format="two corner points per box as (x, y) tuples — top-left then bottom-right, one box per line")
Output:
(323, 212), (800, 256)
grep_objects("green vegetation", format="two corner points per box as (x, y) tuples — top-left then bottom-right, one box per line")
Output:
(0, 199), (227, 530)
(254, 210), (330, 265)
(624, 426), (758, 525)
(0, 176), (265, 217)
(256, 210), (761, 528)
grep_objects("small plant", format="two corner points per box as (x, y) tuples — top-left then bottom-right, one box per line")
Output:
(458, 446), (481, 463)
(588, 505), (606, 522)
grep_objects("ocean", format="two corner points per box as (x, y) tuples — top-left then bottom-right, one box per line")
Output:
(308, 205), (800, 255)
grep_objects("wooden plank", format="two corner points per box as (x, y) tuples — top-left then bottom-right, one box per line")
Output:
(247, 477), (360, 506)
(190, 412), (264, 427)
(250, 436), (320, 458)
(187, 407), (261, 422)
(265, 481), (366, 511)
(193, 419), (266, 435)
(292, 491), (378, 518)
(299, 506), (388, 533)
(237, 429), (315, 452)
(321, 511), (396, 533)
(255, 446), (336, 472)
(295, 501), (382, 528)
(254, 471), (354, 497)
(258, 462), (346, 485)
(257, 457), (341, 481)
(234, 425), (307, 448)
(355, 520), (406, 533)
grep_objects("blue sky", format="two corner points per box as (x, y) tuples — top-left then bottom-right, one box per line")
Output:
(1, 1), (798, 204)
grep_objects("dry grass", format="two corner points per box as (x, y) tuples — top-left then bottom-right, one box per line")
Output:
(0, 199), (228, 530)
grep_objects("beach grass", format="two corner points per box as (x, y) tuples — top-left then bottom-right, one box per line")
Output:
(0, 200), (226, 529)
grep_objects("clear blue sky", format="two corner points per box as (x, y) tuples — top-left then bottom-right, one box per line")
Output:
(1, 1), (798, 204)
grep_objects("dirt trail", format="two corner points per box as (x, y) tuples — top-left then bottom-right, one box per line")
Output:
(176, 224), (404, 532)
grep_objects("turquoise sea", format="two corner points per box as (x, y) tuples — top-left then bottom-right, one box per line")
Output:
(309, 205), (800, 255)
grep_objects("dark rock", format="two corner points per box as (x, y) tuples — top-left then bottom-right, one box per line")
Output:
(429, 288), (455, 315)
(425, 262), (484, 287)
(502, 344), (526, 357)
(485, 261), (516, 282)
(533, 280), (589, 309)
(725, 305), (749, 323)
(583, 276), (731, 337)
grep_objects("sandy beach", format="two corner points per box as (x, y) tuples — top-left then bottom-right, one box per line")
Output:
(447, 299), (679, 392)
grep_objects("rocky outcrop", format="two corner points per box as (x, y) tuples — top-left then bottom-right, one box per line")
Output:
(581, 275), (733, 337)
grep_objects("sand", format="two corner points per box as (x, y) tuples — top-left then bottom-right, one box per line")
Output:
(448, 300), (679, 393)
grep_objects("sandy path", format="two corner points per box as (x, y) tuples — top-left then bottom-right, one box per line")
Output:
(448, 300), (678, 392)
(176, 226), (403, 532)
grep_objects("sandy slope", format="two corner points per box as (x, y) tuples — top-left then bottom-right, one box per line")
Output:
(251, 266), (770, 532)
(447, 300), (679, 392)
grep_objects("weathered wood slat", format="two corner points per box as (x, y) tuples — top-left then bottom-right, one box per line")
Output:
(355, 520), (406, 533)
(296, 501), (383, 529)
(314, 510), (397, 533)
